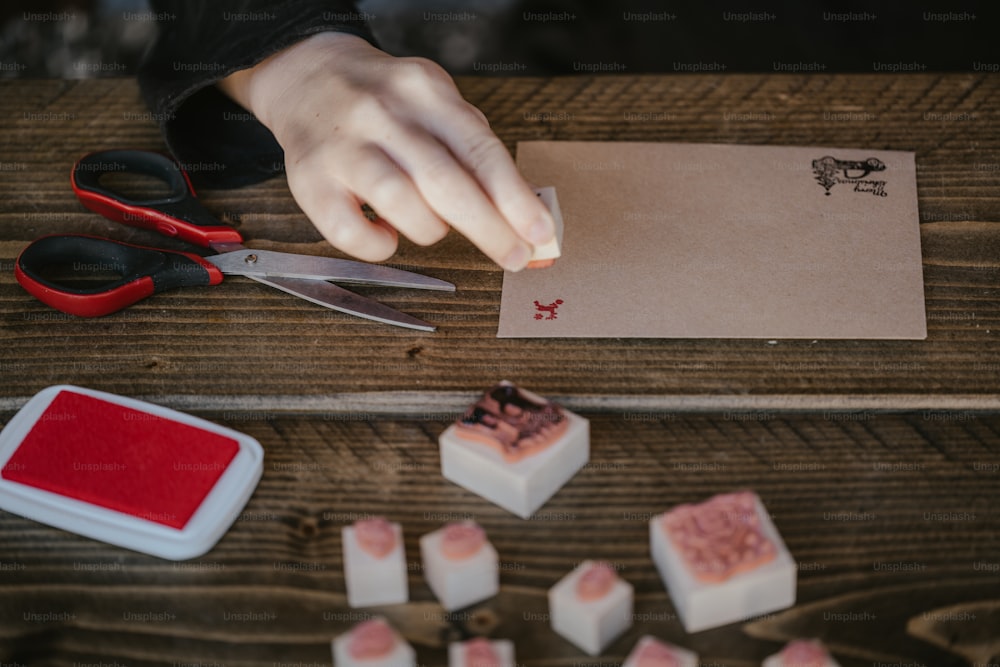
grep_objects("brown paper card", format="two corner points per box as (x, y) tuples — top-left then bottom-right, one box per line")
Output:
(499, 141), (926, 339)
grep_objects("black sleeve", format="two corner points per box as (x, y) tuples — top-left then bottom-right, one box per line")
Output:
(138, 0), (375, 188)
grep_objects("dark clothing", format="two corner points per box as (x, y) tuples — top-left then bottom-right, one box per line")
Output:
(138, 0), (371, 188)
(138, 0), (993, 188)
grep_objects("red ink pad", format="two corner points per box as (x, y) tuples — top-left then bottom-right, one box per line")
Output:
(0, 385), (263, 560)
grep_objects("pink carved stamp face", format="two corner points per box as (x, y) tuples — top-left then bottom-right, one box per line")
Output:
(779, 640), (829, 667)
(463, 637), (501, 667)
(635, 639), (682, 667)
(453, 381), (568, 463)
(575, 561), (617, 601)
(347, 618), (397, 660)
(353, 517), (397, 559)
(660, 491), (776, 583)
(440, 521), (486, 560)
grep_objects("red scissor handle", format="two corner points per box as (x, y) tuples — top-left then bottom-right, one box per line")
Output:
(16, 235), (224, 317)
(71, 150), (243, 249)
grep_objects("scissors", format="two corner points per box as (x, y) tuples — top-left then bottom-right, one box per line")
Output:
(15, 149), (455, 331)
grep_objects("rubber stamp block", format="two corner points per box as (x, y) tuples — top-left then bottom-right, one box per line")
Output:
(448, 637), (516, 667)
(527, 186), (564, 269)
(549, 560), (633, 655)
(622, 635), (698, 667)
(342, 517), (408, 607)
(762, 639), (841, 667)
(649, 490), (796, 632)
(332, 617), (415, 667)
(420, 520), (499, 611)
(439, 381), (589, 519)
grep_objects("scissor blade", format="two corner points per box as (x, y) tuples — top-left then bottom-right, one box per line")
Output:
(247, 275), (437, 332)
(208, 249), (455, 291)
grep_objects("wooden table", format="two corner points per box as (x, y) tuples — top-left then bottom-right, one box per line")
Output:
(0, 75), (998, 666)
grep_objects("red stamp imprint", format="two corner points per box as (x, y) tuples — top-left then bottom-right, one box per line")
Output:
(533, 298), (564, 320)
(453, 381), (568, 462)
(660, 491), (776, 583)
(575, 561), (617, 601)
(779, 640), (829, 667)
(463, 637), (501, 667)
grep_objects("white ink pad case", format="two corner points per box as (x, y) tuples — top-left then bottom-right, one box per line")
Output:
(0, 385), (263, 560)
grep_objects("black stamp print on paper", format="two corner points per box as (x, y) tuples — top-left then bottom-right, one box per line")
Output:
(812, 156), (887, 197)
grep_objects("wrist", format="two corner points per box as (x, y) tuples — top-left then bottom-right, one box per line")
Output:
(217, 32), (375, 135)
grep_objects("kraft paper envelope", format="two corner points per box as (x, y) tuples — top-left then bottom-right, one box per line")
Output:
(499, 141), (926, 339)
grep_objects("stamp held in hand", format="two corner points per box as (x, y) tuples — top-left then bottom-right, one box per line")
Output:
(649, 491), (796, 632)
(439, 381), (589, 519)
(526, 187), (564, 269)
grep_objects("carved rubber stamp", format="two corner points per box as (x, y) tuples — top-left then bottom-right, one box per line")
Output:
(621, 635), (699, 667)
(526, 186), (564, 269)
(332, 617), (415, 667)
(649, 491), (796, 632)
(342, 517), (408, 607)
(663, 490), (777, 583)
(439, 381), (589, 518)
(447, 637), (516, 667)
(762, 639), (841, 667)
(548, 560), (633, 655)
(420, 520), (499, 611)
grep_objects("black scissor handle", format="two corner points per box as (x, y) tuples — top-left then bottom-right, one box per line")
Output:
(15, 235), (223, 317)
(71, 150), (243, 248)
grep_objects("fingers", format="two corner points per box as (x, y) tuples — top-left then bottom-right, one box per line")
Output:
(420, 101), (557, 249)
(355, 57), (552, 267)
(285, 157), (398, 262)
(377, 122), (535, 271)
(259, 41), (553, 270)
(338, 145), (450, 247)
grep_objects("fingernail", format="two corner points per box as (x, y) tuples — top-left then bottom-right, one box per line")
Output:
(503, 244), (530, 272)
(528, 214), (554, 245)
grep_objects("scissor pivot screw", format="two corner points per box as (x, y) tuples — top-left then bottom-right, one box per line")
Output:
(244, 254), (258, 265)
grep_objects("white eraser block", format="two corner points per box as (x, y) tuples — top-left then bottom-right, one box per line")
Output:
(332, 617), (415, 667)
(549, 560), (633, 656)
(650, 491), (796, 633)
(762, 639), (841, 667)
(448, 638), (516, 667)
(439, 381), (589, 519)
(342, 519), (409, 607)
(622, 635), (698, 667)
(527, 186), (564, 268)
(420, 521), (499, 611)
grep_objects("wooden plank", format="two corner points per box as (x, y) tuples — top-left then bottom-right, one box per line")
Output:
(0, 76), (998, 410)
(0, 412), (996, 665)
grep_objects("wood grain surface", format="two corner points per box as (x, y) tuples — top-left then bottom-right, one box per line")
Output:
(0, 411), (997, 666)
(1, 75), (998, 412)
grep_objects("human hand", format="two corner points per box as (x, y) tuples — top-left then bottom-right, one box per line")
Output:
(218, 32), (556, 271)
